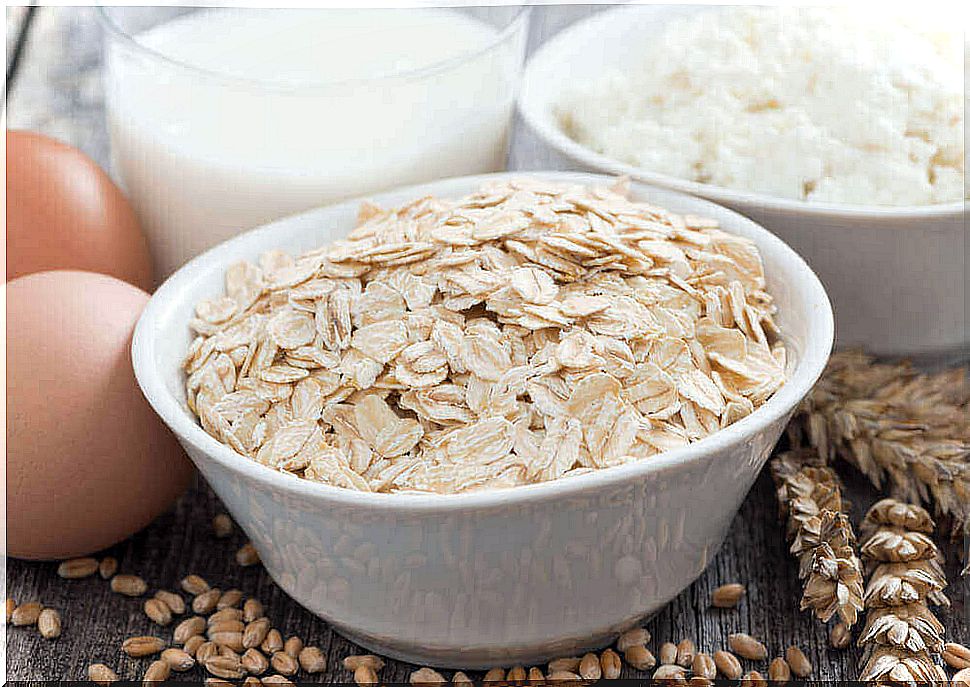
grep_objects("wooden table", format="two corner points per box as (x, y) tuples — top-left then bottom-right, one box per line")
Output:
(5, 6), (967, 683)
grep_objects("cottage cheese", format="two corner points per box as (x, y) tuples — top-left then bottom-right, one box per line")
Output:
(557, 7), (965, 206)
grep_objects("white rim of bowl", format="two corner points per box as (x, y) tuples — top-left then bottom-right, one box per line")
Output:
(132, 171), (834, 513)
(517, 6), (966, 221)
(96, 6), (532, 93)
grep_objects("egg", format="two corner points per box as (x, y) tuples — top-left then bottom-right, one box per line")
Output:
(5, 271), (193, 559)
(5, 130), (154, 290)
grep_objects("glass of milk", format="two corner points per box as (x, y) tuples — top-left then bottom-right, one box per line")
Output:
(97, 7), (531, 280)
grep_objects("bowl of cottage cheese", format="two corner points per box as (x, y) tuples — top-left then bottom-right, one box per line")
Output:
(519, 5), (967, 357)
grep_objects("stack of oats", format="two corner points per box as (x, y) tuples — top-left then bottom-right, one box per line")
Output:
(183, 178), (786, 494)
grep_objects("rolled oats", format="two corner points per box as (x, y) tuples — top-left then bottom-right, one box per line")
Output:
(186, 178), (786, 493)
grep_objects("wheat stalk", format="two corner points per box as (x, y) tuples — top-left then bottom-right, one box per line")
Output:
(790, 351), (970, 535)
(858, 498), (949, 684)
(772, 450), (865, 628)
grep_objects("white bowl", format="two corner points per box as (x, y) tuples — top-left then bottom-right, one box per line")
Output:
(518, 5), (967, 358)
(133, 172), (833, 668)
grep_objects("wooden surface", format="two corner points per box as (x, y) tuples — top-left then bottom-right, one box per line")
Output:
(5, 6), (968, 683)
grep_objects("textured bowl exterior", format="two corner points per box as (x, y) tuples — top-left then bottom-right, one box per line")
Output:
(133, 172), (833, 668)
(517, 5), (967, 358)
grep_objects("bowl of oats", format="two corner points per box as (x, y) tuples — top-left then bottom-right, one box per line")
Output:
(133, 172), (833, 667)
(519, 5), (967, 358)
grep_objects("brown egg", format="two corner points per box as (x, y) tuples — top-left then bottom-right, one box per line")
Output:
(5, 271), (193, 559)
(5, 130), (154, 290)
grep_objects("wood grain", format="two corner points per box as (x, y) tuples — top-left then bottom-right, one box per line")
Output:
(5, 5), (967, 683)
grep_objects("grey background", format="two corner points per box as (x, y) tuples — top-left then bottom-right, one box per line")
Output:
(5, 5), (968, 683)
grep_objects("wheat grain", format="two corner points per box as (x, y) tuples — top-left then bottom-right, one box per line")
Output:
(57, 558), (98, 579)
(944, 643), (970, 670)
(87, 663), (120, 685)
(154, 590), (186, 615)
(711, 583), (745, 608)
(143, 659), (170, 685)
(111, 574), (148, 597)
(37, 608), (61, 638)
(624, 645), (656, 671)
(161, 647), (196, 672)
(713, 651), (742, 680)
(299, 646), (327, 673)
(236, 543), (260, 567)
(212, 513), (233, 538)
(122, 636), (166, 657)
(600, 649), (622, 679)
(728, 633), (767, 661)
(144, 598), (173, 626)
(12, 601), (42, 626)
(98, 557), (118, 580)
(242, 648), (270, 675)
(181, 574), (211, 595)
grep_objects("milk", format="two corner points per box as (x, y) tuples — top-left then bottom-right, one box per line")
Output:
(103, 9), (526, 279)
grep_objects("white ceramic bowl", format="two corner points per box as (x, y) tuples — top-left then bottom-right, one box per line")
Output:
(133, 172), (833, 668)
(518, 5), (967, 359)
